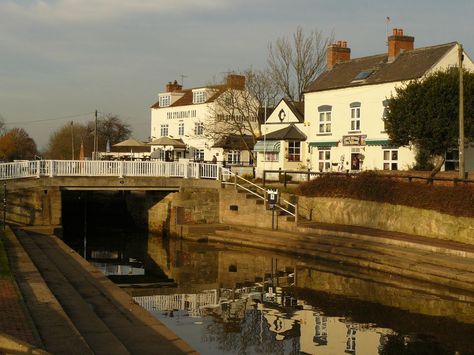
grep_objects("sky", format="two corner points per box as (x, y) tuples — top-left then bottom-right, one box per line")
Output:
(1, 0), (473, 150)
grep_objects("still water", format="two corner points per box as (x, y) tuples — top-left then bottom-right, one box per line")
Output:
(64, 229), (474, 355)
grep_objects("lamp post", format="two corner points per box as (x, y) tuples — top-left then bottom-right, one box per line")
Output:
(93, 110), (98, 160)
(458, 44), (465, 179)
(71, 121), (75, 160)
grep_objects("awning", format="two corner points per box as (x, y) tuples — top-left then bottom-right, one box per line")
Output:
(366, 139), (391, 146)
(308, 141), (339, 148)
(253, 141), (281, 152)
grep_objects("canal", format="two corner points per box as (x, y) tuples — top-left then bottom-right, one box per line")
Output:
(62, 225), (474, 355)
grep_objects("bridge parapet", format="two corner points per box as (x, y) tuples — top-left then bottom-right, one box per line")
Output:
(0, 160), (220, 181)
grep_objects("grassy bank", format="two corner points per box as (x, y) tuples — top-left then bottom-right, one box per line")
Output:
(297, 172), (474, 218)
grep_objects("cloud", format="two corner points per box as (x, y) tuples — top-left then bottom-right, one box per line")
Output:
(0, 0), (230, 23)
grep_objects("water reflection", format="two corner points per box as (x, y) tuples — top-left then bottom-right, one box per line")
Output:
(68, 230), (474, 355)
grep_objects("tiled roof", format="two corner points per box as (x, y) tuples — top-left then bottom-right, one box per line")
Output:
(307, 42), (457, 92)
(258, 124), (307, 141)
(151, 84), (226, 109)
(212, 134), (255, 150)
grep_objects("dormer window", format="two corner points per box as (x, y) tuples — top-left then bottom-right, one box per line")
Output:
(159, 95), (171, 107)
(193, 90), (207, 104)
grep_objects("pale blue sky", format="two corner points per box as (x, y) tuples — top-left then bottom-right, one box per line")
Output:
(1, 0), (473, 149)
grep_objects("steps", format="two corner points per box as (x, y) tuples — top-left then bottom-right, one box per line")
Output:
(11, 229), (196, 355)
(206, 225), (474, 293)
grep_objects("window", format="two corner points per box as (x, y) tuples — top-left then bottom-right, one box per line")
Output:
(159, 95), (170, 107)
(383, 149), (398, 170)
(194, 122), (204, 135)
(160, 124), (168, 137)
(227, 151), (241, 165)
(193, 91), (207, 104)
(318, 149), (331, 172)
(350, 107), (360, 131)
(319, 111), (332, 133)
(349, 102), (361, 131)
(264, 152), (279, 161)
(178, 122), (184, 136)
(193, 149), (204, 161)
(382, 100), (389, 132)
(287, 141), (301, 161)
(445, 149), (459, 171)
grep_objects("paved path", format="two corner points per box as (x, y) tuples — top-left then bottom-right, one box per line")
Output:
(4, 226), (197, 355)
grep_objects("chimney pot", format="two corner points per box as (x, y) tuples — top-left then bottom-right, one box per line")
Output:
(327, 41), (351, 70)
(388, 28), (414, 61)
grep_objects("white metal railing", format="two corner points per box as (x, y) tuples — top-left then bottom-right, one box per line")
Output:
(0, 160), (221, 181)
(221, 167), (298, 223)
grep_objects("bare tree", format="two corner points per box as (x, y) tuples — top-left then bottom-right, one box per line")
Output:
(205, 70), (275, 160)
(268, 26), (333, 101)
(206, 86), (258, 156)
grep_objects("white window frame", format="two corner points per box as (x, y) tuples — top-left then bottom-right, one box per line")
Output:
(318, 149), (331, 172)
(383, 149), (398, 170)
(193, 149), (204, 161)
(160, 124), (169, 137)
(227, 150), (241, 165)
(178, 122), (184, 136)
(287, 141), (301, 162)
(159, 95), (171, 107)
(350, 107), (361, 131)
(319, 111), (332, 133)
(193, 91), (207, 104)
(194, 122), (204, 136)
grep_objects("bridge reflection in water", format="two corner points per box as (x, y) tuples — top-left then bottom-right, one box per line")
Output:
(70, 231), (474, 355)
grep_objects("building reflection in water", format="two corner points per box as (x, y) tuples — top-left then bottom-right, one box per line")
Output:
(93, 234), (473, 355)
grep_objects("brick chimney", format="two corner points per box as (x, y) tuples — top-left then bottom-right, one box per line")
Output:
(165, 80), (182, 92)
(226, 74), (246, 90)
(327, 41), (351, 70)
(388, 28), (414, 62)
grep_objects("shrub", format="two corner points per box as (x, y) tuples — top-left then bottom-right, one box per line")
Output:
(296, 172), (474, 218)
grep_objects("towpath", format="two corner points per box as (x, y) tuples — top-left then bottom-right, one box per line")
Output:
(2, 226), (197, 355)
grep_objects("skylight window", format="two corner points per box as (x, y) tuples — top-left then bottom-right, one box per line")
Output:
(352, 70), (374, 82)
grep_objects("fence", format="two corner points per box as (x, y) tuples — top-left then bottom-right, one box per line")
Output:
(0, 160), (220, 181)
(262, 169), (474, 187)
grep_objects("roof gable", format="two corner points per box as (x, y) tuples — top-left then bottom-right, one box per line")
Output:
(266, 98), (304, 124)
(307, 42), (457, 92)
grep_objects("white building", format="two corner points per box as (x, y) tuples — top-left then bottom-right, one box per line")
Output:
(150, 75), (257, 164)
(254, 99), (307, 177)
(304, 29), (474, 172)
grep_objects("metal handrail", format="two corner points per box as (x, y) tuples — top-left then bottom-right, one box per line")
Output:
(221, 167), (298, 222)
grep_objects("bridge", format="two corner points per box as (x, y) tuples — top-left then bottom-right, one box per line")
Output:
(0, 160), (220, 181)
(0, 159), (296, 231)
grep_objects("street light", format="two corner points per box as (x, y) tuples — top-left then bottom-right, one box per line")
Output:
(93, 110), (98, 160)
(458, 44), (465, 179)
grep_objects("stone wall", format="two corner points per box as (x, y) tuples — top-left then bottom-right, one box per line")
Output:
(7, 186), (61, 226)
(148, 187), (220, 234)
(296, 195), (474, 245)
(219, 187), (296, 230)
